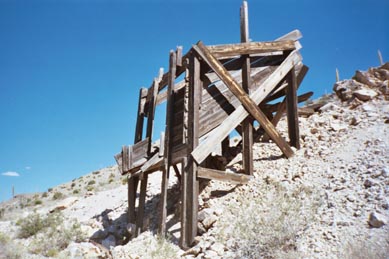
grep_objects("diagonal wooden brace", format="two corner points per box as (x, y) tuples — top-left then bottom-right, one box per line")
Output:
(192, 42), (296, 160)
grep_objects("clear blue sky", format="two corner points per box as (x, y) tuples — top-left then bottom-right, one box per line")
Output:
(0, 0), (388, 202)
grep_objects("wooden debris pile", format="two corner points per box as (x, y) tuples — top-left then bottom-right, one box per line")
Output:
(115, 1), (311, 248)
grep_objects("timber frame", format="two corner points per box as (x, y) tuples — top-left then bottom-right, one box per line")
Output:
(115, 1), (311, 249)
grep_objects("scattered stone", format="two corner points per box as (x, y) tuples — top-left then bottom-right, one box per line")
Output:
(202, 214), (218, 230)
(368, 212), (387, 228)
(198, 208), (214, 222)
(210, 243), (225, 255)
(204, 250), (220, 259)
(184, 245), (201, 256)
(197, 222), (206, 235)
(363, 178), (375, 188)
(354, 88), (378, 101)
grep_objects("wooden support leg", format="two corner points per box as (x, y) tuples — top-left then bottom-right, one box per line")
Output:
(159, 168), (169, 235)
(183, 54), (201, 248)
(180, 158), (188, 248)
(159, 51), (176, 236)
(135, 175), (148, 236)
(240, 0), (254, 176)
(127, 176), (138, 224)
(286, 67), (300, 149)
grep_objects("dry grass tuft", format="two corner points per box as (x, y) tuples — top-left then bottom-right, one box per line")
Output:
(217, 182), (321, 258)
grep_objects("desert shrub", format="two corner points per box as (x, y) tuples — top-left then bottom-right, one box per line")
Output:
(16, 212), (86, 257)
(122, 177), (128, 185)
(34, 199), (42, 205)
(30, 218), (86, 257)
(41, 192), (48, 198)
(48, 188), (53, 192)
(87, 180), (96, 185)
(87, 186), (94, 192)
(109, 173), (115, 178)
(217, 183), (321, 258)
(108, 178), (114, 184)
(0, 232), (23, 259)
(71, 182), (76, 188)
(17, 212), (62, 238)
(92, 171), (100, 175)
(53, 191), (64, 200)
(73, 189), (79, 194)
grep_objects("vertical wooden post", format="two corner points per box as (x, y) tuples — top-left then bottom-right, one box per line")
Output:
(146, 78), (160, 155)
(240, 0), (253, 175)
(335, 68), (340, 82)
(135, 174), (148, 236)
(286, 66), (300, 149)
(378, 50), (384, 66)
(159, 50), (176, 235)
(128, 87), (147, 224)
(180, 157), (188, 248)
(183, 53), (201, 248)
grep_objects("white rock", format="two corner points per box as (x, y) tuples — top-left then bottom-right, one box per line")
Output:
(354, 88), (378, 101)
(202, 214), (218, 230)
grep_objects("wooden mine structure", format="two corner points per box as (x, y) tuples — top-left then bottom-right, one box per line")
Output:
(115, 1), (311, 248)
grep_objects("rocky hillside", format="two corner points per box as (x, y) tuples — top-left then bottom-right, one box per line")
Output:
(1, 63), (388, 259)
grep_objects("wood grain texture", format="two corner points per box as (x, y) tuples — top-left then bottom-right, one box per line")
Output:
(197, 167), (252, 184)
(191, 50), (301, 164)
(193, 42), (294, 158)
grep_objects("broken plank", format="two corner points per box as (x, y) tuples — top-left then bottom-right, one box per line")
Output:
(197, 167), (252, 184)
(207, 40), (296, 59)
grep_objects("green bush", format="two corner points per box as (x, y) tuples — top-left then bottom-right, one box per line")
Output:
(17, 212), (65, 238)
(73, 189), (79, 194)
(52, 192), (63, 200)
(87, 186), (94, 192)
(87, 180), (96, 185)
(17, 212), (86, 257)
(34, 199), (42, 205)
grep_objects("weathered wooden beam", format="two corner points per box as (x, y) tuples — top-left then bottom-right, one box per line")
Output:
(207, 40), (295, 59)
(134, 88), (148, 143)
(146, 77), (161, 155)
(286, 66), (300, 149)
(197, 167), (252, 184)
(191, 50), (301, 164)
(122, 145), (131, 173)
(127, 176), (138, 224)
(182, 53), (201, 248)
(193, 42), (294, 158)
(264, 64), (309, 103)
(240, 0), (254, 176)
(159, 50), (176, 235)
(135, 174), (148, 236)
(261, 91), (313, 113)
